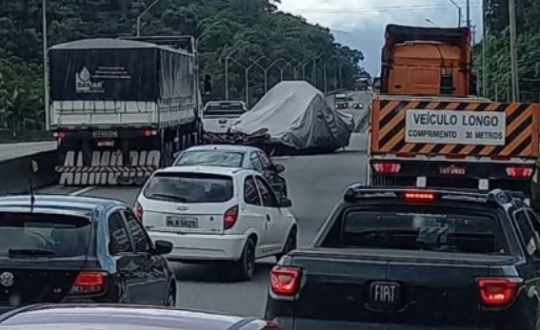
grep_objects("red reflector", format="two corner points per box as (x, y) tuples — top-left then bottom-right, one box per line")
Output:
(477, 277), (521, 306)
(402, 192), (435, 202)
(373, 163), (400, 174)
(224, 205), (238, 230)
(71, 272), (106, 294)
(53, 131), (66, 138)
(270, 267), (301, 297)
(134, 202), (144, 220)
(506, 167), (533, 178)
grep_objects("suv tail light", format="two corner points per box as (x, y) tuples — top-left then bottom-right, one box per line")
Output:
(373, 162), (400, 174)
(134, 202), (143, 220)
(401, 192), (436, 202)
(506, 167), (533, 178)
(224, 205), (238, 230)
(477, 277), (522, 306)
(270, 266), (301, 297)
(70, 272), (107, 295)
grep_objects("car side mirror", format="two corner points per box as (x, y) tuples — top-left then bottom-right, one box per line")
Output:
(153, 240), (173, 255)
(280, 197), (292, 208)
(274, 164), (285, 173)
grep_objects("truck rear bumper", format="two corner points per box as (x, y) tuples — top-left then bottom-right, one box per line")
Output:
(271, 317), (485, 330)
(368, 158), (533, 195)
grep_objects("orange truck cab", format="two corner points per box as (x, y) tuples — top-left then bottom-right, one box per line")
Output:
(368, 24), (539, 195)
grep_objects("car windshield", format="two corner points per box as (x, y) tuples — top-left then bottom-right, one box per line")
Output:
(204, 102), (246, 116)
(0, 212), (91, 258)
(174, 150), (244, 167)
(144, 172), (234, 203)
(338, 207), (506, 254)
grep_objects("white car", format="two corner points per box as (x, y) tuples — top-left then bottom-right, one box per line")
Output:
(202, 100), (247, 134)
(134, 166), (297, 281)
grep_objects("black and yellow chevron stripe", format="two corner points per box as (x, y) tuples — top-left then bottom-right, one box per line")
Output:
(370, 99), (539, 158)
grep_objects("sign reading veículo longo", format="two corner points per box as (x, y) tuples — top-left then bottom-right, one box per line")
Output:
(405, 109), (506, 146)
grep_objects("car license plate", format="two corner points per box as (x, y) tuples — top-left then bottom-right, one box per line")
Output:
(166, 216), (198, 228)
(369, 281), (401, 310)
(439, 165), (466, 175)
(92, 130), (118, 138)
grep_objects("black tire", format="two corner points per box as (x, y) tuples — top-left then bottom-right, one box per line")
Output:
(277, 230), (297, 261)
(166, 285), (176, 307)
(231, 238), (256, 281)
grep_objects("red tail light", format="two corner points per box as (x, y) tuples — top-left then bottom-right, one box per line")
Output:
(373, 163), (400, 174)
(402, 192), (436, 202)
(134, 202), (144, 220)
(270, 266), (301, 297)
(142, 129), (157, 137)
(477, 277), (522, 306)
(52, 131), (67, 138)
(506, 167), (533, 178)
(71, 272), (106, 294)
(224, 205), (238, 230)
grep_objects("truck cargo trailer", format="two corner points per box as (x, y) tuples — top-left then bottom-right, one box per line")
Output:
(48, 38), (205, 185)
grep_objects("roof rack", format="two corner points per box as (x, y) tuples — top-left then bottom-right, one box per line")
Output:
(343, 184), (523, 207)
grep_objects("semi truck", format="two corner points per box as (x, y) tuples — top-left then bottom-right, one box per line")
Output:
(367, 24), (539, 195)
(48, 36), (209, 186)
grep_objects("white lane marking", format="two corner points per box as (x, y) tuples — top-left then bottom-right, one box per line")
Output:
(70, 186), (96, 196)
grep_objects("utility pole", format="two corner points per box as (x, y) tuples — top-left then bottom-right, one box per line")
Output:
(482, 0), (487, 97)
(466, 0), (471, 27)
(509, 0), (519, 101)
(42, 0), (49, 131)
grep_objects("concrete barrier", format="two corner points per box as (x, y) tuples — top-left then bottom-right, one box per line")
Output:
(0, 130), (54, 143)
(0, 150), (59, 195)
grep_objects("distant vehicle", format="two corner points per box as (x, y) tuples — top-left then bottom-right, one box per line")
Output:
(0, 304), (283, 330)
(135, 166), (297, 281)
(0, 195), (176, 312)
(265, 186), (540, 330)
(202, 100), (248, 136)
(173, 144), (288, 197)
(333, 93), (348, 109)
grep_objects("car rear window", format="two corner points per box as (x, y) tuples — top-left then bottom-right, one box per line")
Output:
(336, 207), (506, 254)
(174, 150), (244, 167)
(0, 212), (91, 258)
(204, 102), (245, 116)
(143, 172), (234, 203)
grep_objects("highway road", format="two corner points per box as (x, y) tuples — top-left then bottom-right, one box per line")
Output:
(37, 91), (373, 317)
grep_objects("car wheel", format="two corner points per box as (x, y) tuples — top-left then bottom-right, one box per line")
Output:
(232, 238), (256, 281)
(277, 230), (297, 261)
(166, 285), (176, 307)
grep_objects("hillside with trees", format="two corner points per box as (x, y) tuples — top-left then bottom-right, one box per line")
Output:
(0, 0), (365, 130)
(476, 0), (540, 102)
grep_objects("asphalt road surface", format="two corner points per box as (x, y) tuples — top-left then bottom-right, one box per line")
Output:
(38, 91), (373, 317)
(0, 141), (57, 162)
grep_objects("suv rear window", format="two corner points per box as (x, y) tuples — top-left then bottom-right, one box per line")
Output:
(143, 172), (234, 203)
(204, 102), (245, 116)
(174, 150), (244, 167)
(0, 212), (91, 258)
(337, 207), (506, 254)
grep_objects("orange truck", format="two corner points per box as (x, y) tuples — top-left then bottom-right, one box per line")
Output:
(367, 24), (539, 195)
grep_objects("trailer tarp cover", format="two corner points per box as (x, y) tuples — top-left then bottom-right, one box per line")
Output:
(231, 81), (354, 150)
(49, 38), (160, 101)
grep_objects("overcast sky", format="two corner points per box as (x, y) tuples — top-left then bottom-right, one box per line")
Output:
(278, 0), (483, 74)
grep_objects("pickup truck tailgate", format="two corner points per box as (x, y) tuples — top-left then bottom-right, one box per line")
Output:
(288, 249), (517, 327)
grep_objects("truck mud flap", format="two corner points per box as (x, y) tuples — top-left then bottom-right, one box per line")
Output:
(56, 150), (160, 186)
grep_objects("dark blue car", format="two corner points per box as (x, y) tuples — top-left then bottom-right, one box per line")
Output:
(0, 195), (176, 311)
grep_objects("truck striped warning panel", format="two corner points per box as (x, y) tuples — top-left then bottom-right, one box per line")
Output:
(370, 98), (540, 158)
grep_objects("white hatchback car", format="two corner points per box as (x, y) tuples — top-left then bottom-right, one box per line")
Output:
(134, 166), (297, 281)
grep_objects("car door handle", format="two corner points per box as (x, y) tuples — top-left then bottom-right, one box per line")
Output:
(266, 214), (271, 221)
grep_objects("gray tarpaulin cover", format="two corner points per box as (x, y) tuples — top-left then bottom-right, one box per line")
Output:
(231, 81), (354, 150)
